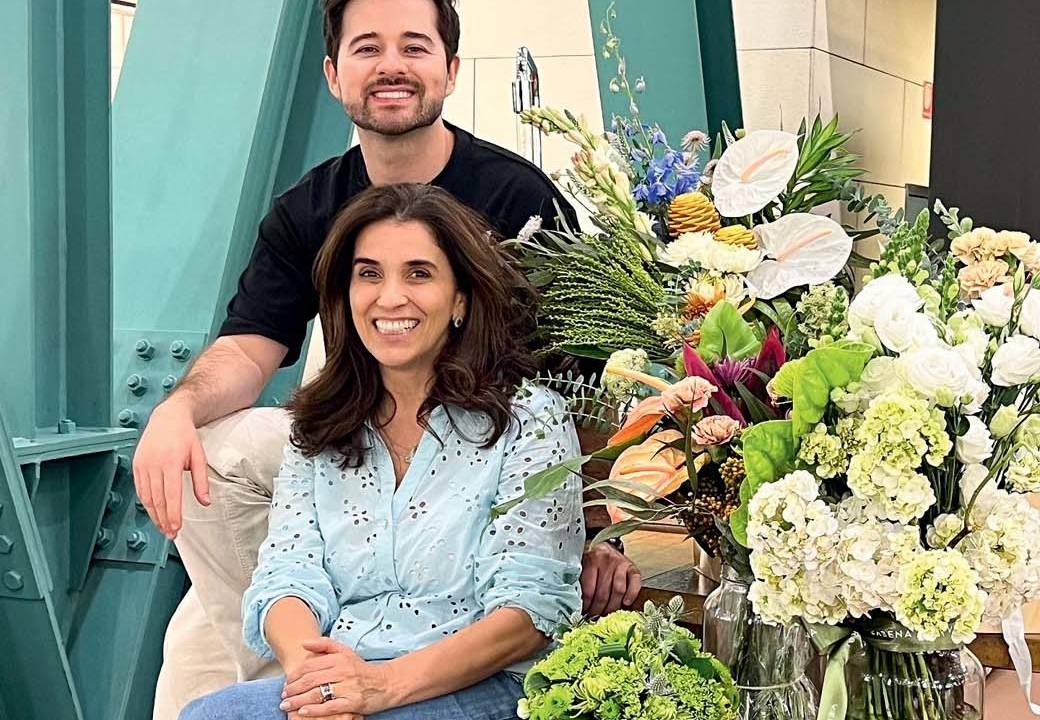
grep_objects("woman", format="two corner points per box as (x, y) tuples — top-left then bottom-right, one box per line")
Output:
(180, 184), (584, 720)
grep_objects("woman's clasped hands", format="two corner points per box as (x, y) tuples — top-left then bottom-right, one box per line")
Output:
(279, 638), (392, 719)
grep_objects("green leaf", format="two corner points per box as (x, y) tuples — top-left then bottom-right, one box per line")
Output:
(696, 301), (762, 364)
(671, 638), (706, 667)
(789, 340), (874, 438)
(523, 671), (551, 695)
(490, 455), (587, 520)
(559, 344), (613, 360)
(730, 420), (797, 545)
(733, 381), (778, 424)
(589, 519), (645, 546)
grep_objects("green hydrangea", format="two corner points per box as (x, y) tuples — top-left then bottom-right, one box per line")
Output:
(603, 348), (651, 399)
(894, 548), (985, 644)
(666, 664), (737, 720)
(1007, 445), (1040, 493)
(797, 423), (849, 478)
(795, 282), (850, 349)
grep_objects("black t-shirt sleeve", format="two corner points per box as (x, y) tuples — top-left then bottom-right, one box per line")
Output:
(489, 173), (580, 240)
(217, 198), (318, 367)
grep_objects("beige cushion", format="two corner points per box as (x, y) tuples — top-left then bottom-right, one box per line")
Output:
(197, 407), (291, 488)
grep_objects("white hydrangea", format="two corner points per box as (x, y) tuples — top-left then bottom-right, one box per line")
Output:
(846, 460), (936, 524)
(834, 497), (921, 617)
(746, 471), (845, 625)
(1006, 445), (1040, 493)
(959, 486), (1040, 622)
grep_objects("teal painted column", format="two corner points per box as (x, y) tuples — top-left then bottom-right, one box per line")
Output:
(587, 0), (742, 145)
(112, 0), (352, 423)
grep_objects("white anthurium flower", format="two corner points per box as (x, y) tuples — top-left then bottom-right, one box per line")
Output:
(711, 130), (800, 217)
(746, 213), (854, 299)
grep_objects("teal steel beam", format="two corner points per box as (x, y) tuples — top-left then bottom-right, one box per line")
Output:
(586, 0), (742, 146)
(112, 0), (352, 420)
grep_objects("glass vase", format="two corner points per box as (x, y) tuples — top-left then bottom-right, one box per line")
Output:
(845, 643), (984, 720)
(702, 565), (819, 720)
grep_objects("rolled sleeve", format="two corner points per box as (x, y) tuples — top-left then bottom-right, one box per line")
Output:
(241, 443), (339, 658)
(474, 387), (585, 636)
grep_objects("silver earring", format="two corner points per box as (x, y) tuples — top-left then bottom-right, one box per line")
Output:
(452, 316), (463, 329)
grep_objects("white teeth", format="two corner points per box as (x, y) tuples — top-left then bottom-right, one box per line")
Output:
(375, 319), (419, 334)
(374, 91), (412, 99)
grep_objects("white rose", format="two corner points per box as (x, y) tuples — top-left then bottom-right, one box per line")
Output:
(956, 416), (994, 464)
(972, 283), (1015, 327)
(848, 274), (924, 331)
(900, 345), (980, 406)
(991, 335), (1040, 386)
(875, 309), (940, 353)
(959, 464), (991, 502)
(1019, 289), (1040, 340)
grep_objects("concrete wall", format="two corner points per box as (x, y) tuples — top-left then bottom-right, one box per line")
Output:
(732, 0), (935, 228)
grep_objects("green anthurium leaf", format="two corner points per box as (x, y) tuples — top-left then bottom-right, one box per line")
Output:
(697, 301), (762, 364)
(489, 455), (587, 520)
(730, 420), (796, 546)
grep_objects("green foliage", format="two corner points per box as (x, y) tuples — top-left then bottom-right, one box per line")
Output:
(696, 301), (762, 364)
(778, 115), (866, 217)
(511, 228), (667, 357)
(934, 198), (974, 240)
(867, 208), (932, 285)
(729, 420), (798, 545)
(769, 340), (875, 439)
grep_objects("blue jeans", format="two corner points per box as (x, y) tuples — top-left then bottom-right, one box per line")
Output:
(179, 672), (522, 720)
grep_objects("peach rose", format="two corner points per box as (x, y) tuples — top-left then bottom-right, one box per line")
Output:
(690, 415), (741, 446)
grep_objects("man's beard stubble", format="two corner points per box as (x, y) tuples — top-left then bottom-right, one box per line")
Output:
(347, 79), (445, 137)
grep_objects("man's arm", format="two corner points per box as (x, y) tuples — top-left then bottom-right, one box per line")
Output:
(132, 334), (287, 539)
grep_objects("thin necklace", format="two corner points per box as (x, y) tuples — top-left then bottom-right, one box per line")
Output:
(378, 429), (419, 463)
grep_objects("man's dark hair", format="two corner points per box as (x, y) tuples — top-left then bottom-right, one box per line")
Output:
(322, 0), (460, 66)
(288, 183), (538, 468)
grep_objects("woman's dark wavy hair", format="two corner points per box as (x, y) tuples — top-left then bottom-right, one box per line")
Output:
(287, 183), (539, 466)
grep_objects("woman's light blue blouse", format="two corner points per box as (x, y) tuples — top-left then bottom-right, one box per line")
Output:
(242, 385), (585, 661)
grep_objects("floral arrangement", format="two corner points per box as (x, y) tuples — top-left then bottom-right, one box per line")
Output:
(517, 598), (738, 720)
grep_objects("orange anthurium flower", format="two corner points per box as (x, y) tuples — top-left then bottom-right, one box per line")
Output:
(606, 430), (688, 523)
(608, 396), (667, 446)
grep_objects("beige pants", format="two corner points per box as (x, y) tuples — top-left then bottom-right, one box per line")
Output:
(152, 407), (291, 720)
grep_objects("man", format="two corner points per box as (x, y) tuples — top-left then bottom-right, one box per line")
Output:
(137, 0), (642, 716)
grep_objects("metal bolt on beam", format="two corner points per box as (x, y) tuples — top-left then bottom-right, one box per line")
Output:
(126, 531), (148, 551)
(117, 409), (138, 427)
(161, 374), (178, 392)
(95, 528), (113, 548)
(2, 571), (23, 592)
(170, 340), (192, 361)
(0, 535), (13, 554)
(106, 491), (123, 512)
(126, 374), (149, 395)
(134, 339), (156, 360)
(57, 418), (77, 434)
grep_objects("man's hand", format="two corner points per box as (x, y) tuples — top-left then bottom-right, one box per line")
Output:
(580, 542), (642, 617)
(132, 399), (209, 539)
(280, 638), (389, 718)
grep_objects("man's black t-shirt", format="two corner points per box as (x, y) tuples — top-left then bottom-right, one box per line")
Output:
(219, 122), (578, 366)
